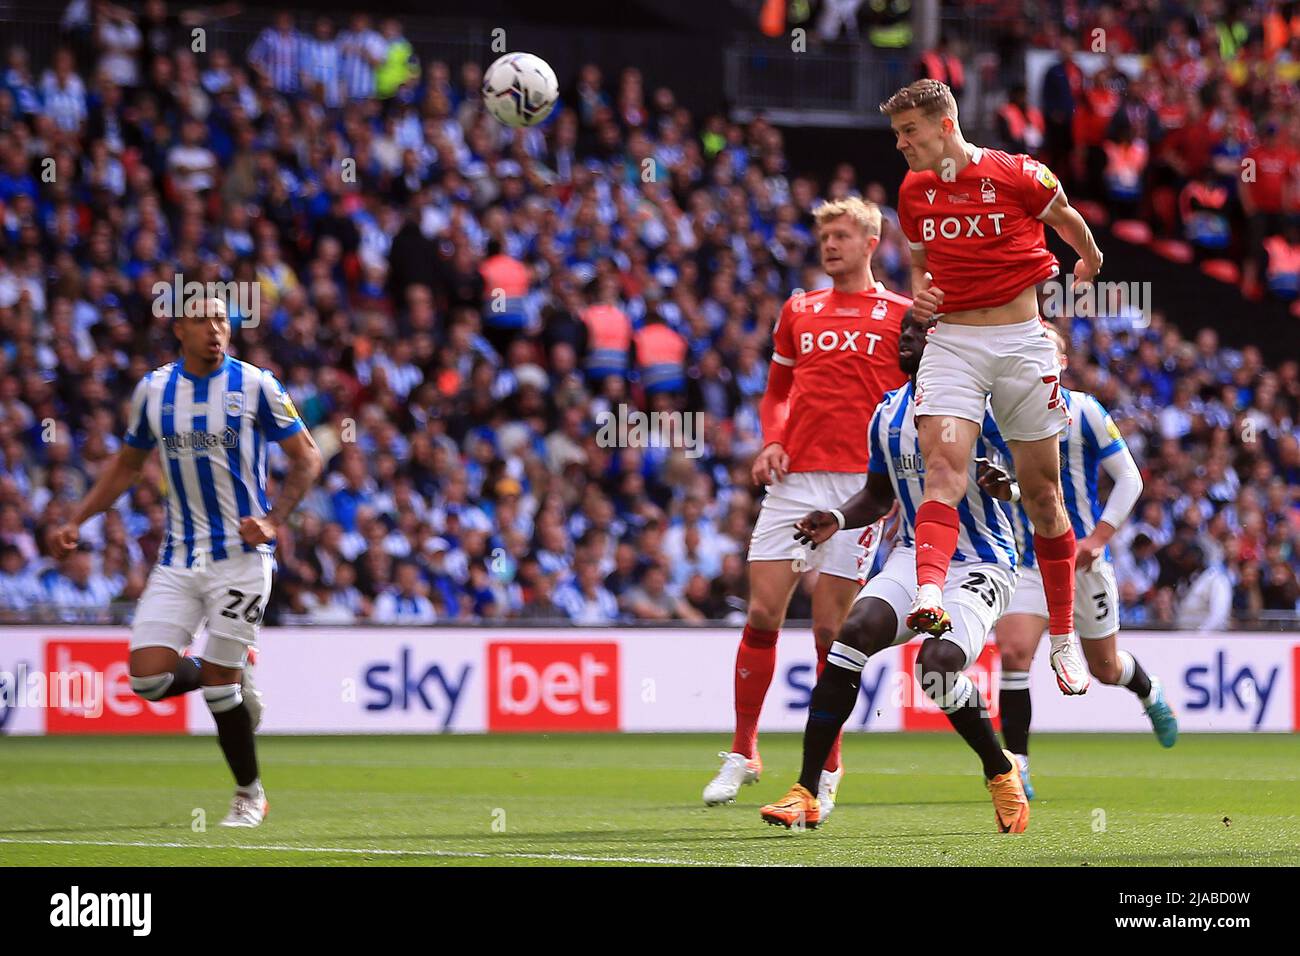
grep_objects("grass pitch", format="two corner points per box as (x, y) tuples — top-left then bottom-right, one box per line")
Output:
(1, 733), (1297, 867)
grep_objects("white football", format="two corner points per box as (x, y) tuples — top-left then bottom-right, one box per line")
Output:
(483, 52), (559, 128)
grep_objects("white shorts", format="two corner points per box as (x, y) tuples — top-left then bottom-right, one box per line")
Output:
(853, 546), (1015, 668)
(914, 316), (1069, 441)
(1003, 560), (1119, 640)
(748, 471), (884, 584)
(131, 551), (274, 668)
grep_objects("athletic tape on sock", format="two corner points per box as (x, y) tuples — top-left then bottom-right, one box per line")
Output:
(1117, 650), (1136, 685)
(826, 640), (868, 673)
(1000, 670), (1031, 691)
(938, 672), (975, 713)
(129, 673), (174, 701)
(202, 683), (244, 714)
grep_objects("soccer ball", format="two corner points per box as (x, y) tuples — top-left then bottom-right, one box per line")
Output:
(483, 52), (559, 128)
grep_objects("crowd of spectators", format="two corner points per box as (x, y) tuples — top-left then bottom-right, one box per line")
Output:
(984, 2), (1300, 303)
(0, 2), (1296, 629)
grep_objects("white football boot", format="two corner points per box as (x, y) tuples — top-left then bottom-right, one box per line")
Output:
(703, 751), (762, 805)
(1049, 632), (1091, 695)
(220, 787), (269, 828)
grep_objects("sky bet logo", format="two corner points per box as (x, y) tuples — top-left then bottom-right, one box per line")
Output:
(363, 648), (469, 730)
(786, 662), (890, 727)
(1183, 651), (1279, 729)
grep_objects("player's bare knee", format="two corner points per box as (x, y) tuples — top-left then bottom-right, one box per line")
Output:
(747, 605), (784, 632)
(916, 638), (964, 682)
(1001, 649), (1034, 672)
(841, 600), (894, 656)
(996, 637), (1036, 672)
(924, 457), (967, 503)
(1087, 650), (1123, 684)
(200, 658), (243, 686)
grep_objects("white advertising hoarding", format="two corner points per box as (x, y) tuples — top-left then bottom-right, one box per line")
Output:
(0, 627), (1295, 735)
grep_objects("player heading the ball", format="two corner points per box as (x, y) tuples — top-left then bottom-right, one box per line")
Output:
(882, 79), (1104, 696)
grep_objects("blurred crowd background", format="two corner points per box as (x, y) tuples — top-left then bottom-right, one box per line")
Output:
(0, 0), (1297, 628)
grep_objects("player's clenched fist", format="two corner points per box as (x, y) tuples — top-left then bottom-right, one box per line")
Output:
(912, 271), (945, 321)
(792, 511), (839, 549)
(751, 442), (789, 486)
(1071, 253), (1103, 286)
(239, 516), (278, 546)
(48, 524), (81, 560)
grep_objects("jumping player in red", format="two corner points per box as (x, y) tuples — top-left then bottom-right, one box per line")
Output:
(703, 197), (910, 817)
(881, 79), (1103, 695)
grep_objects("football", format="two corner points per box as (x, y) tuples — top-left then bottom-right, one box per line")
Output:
(482, 52), (559, 127)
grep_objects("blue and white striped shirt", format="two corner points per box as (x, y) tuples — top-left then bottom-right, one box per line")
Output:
(867, 382), (1018, 570)
(337, 28), (385, 100)
(247, 28), (303, 94)
(123, 356), (305, 568)
(300, 35), (342, 108)
(40, 72), (86, 131)
(995, 387), (1128, 569)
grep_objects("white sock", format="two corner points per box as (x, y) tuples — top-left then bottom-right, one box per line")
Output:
(1141, 676), (1161, 709)
(1014, 753), (1029, 774)
(237, 778), (263, 800)
(1117, 650), (1136, 686)
(827, 640), (868, 673)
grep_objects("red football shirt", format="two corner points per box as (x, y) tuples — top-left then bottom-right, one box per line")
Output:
(770, 283), (911, 474)
(1245, 144), (1298, 214)
(897, 146), (1062, 313)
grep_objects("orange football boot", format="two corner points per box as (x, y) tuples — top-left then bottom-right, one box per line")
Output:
(759, 784), (820, 830)
(986, 749), (1030, 833)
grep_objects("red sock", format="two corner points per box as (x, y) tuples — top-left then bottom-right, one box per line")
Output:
(731, 624), (779, 757)
(1034, 529), (1077, 636)
(815, 644), (844, 773)
(914, 501), (960, 589)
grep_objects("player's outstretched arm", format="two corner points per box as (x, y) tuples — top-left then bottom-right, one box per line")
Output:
(240, 428), (323, 546)
(793, 472), (895, 549)
(49, 445), (150, 558)
(1040, 191), (1103, 284)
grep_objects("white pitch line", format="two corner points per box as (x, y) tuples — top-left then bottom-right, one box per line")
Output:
(0, 837), (746, 867)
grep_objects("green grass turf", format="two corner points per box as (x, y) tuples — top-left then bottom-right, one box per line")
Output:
(1, 733), (1297, 867)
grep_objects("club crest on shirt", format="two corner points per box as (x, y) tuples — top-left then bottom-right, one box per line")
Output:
(224, 391), (244, 417)
(871, 299), (888, 319)
(980, 177), (997, 203)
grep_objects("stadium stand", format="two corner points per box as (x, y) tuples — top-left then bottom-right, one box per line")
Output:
(0, 1), (1297, 630)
